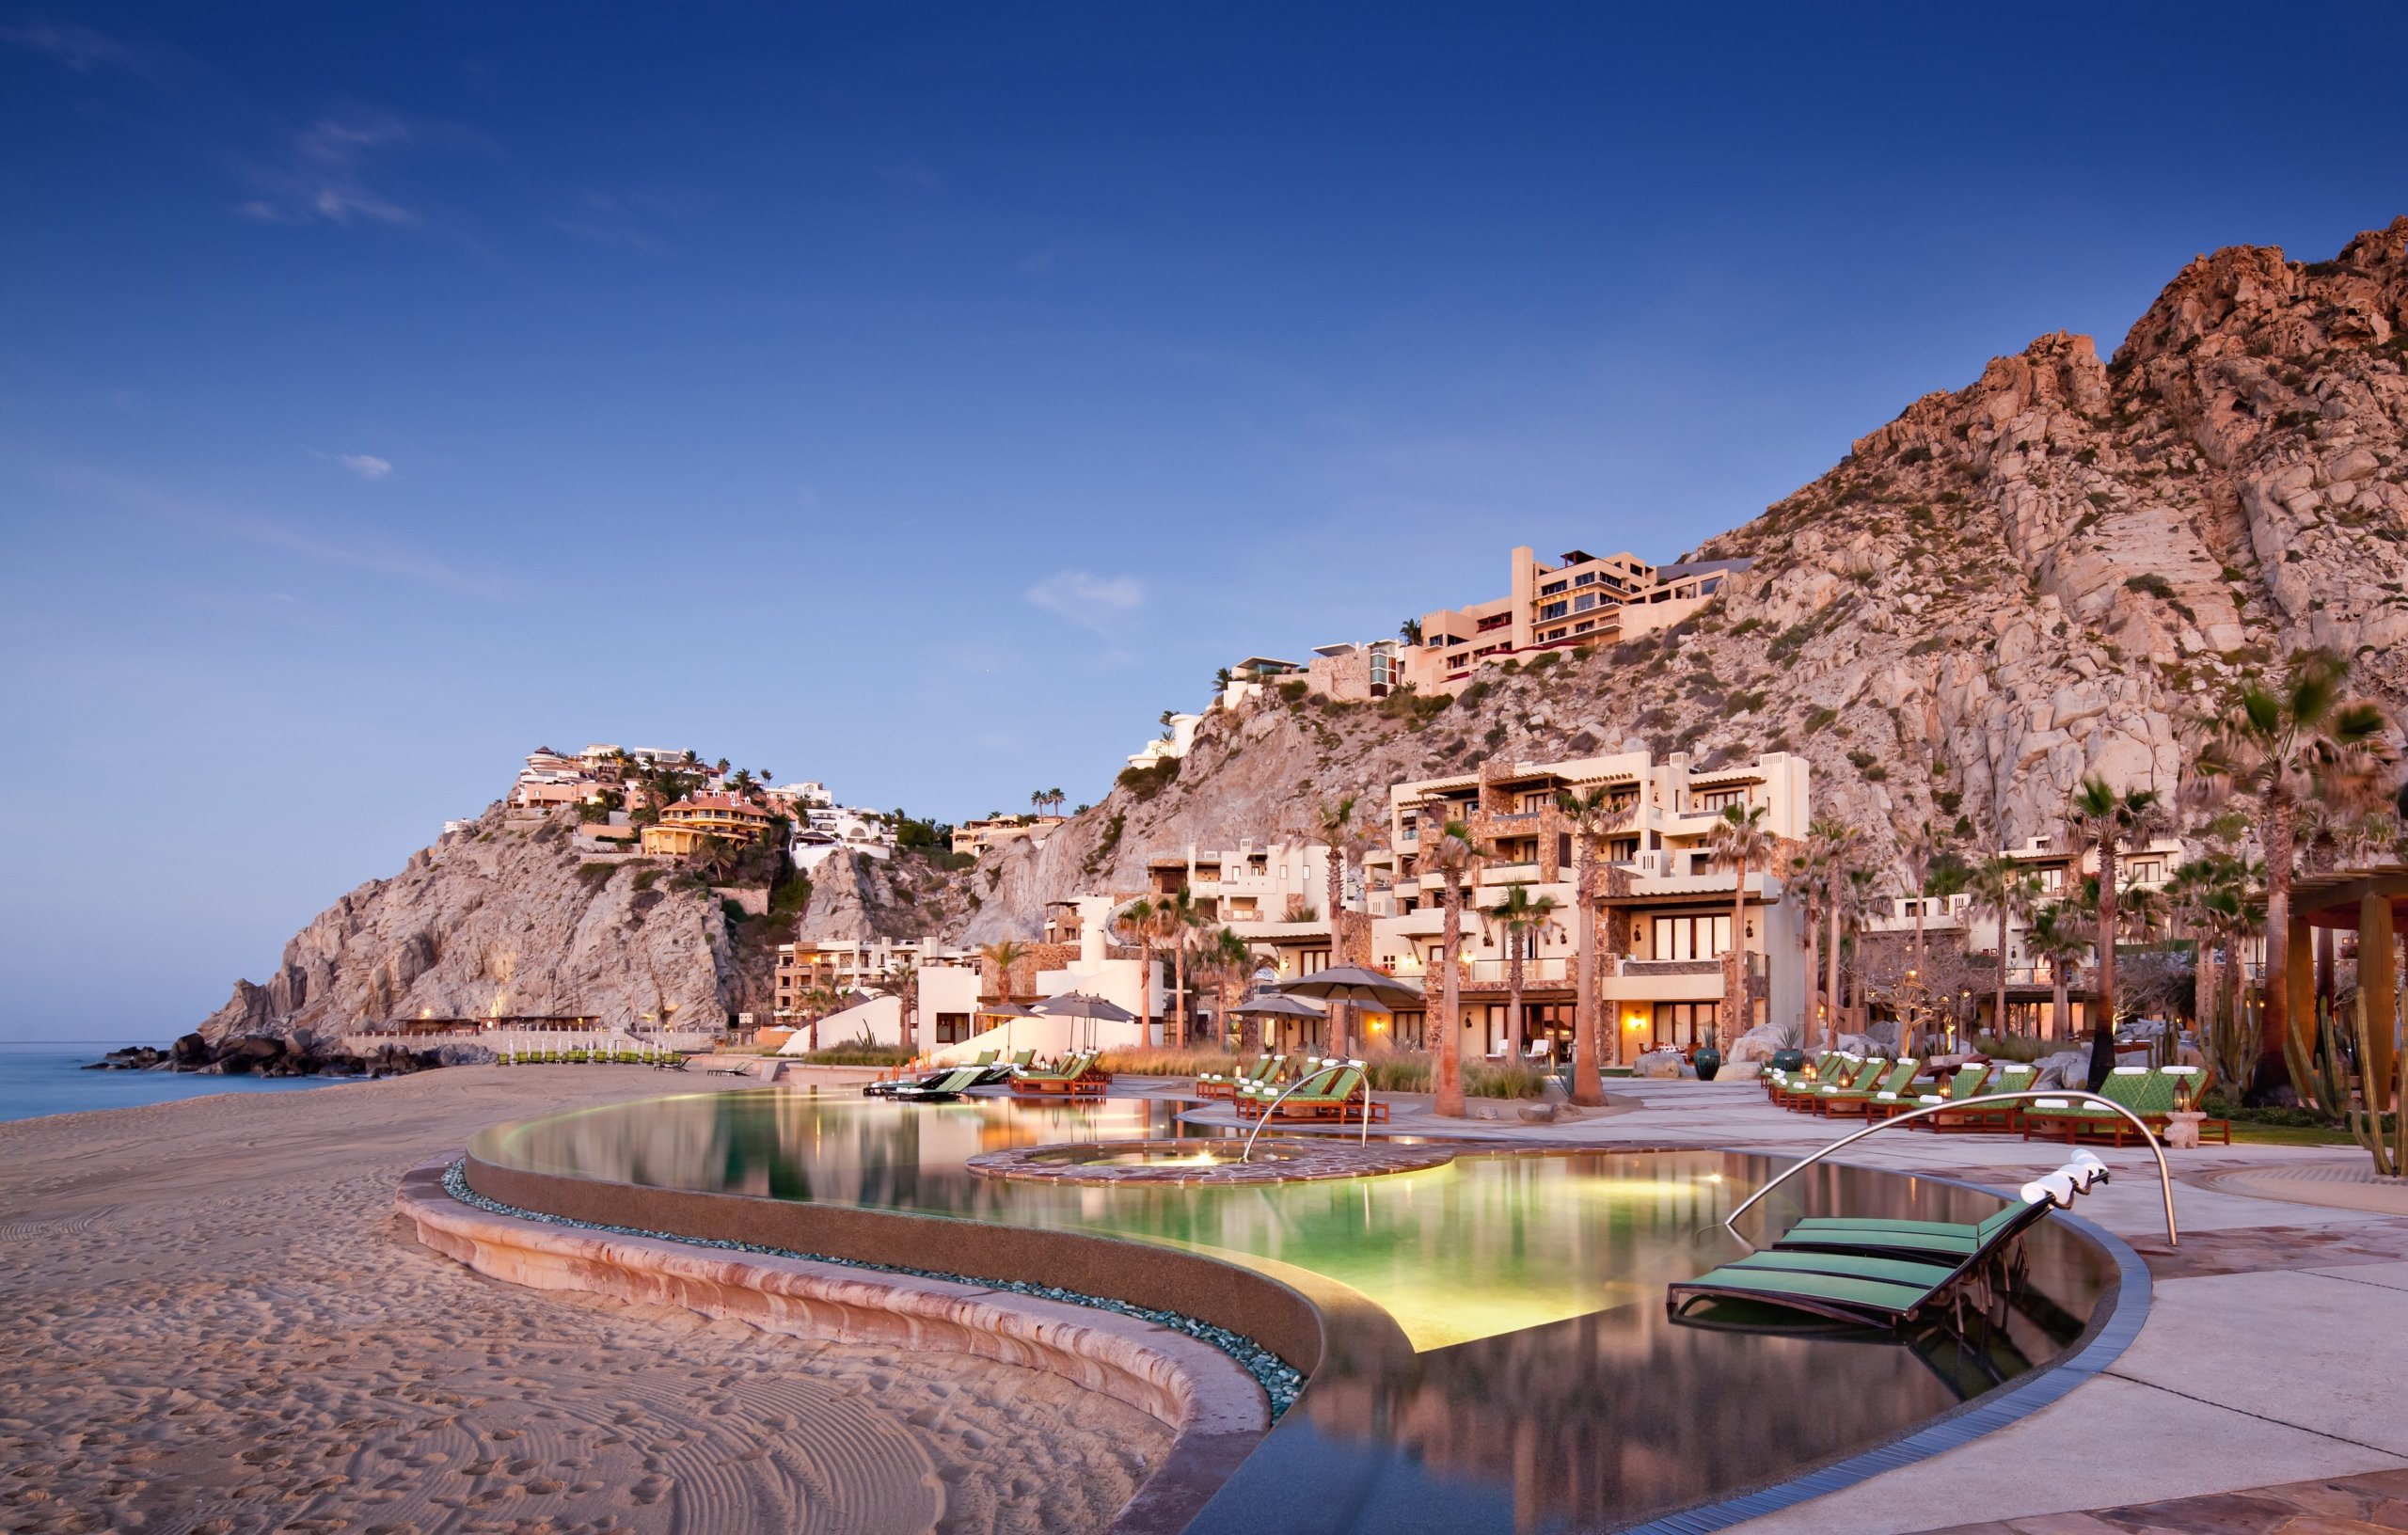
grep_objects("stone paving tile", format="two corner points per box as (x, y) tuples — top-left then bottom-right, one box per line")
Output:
(1919, 1468), (2408, 1533)
(2123, 1223), (2408, 1279)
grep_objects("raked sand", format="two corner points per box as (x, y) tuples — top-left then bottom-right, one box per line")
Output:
(0, 1065), (1168, 1535)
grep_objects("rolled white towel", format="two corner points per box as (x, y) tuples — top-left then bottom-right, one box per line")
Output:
(2020, 1170), (2081, 1209)
(2068, 1150), (2112, 1192)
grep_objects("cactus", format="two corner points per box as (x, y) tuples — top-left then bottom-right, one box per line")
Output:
(2282, 997), (2353, 1120)
(2344, 991), (2408, 1178)
(2203, 985), (2258, 1100)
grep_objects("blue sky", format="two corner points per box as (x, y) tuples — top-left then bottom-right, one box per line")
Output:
(6, 4), (2406, 1038)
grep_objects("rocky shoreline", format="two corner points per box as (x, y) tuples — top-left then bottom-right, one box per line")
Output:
(83, 1033), (491, 1079)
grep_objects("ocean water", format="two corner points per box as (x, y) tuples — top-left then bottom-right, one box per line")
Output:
(0, 1041), (349, 1125)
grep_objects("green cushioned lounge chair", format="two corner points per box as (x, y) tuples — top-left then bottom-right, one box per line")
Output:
(886, 1065), (987, 1101)
(1668, 1195), (2049, 1325)
(1916, 1063), (2036, 1133)
(1771, 1193), (2056, 1263)
(1813, 1058), (1920, 1117)
(2020, 1067), (2160, 1145)
(1877, 1062), (1988, 1122)
(1779, 1055), (1879, 1111)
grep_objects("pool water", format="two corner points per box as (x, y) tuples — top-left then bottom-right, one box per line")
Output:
(469, 1089), (2115, 1533)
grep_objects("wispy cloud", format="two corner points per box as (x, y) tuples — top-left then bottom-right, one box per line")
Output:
(43, 462), (497, 599)
(332, 452), (393, 480)
(2, 21), (155, 77)
(1024, 571), (1144, 633)
(236, 113), (479, 229)
(554, 187), (706, 253)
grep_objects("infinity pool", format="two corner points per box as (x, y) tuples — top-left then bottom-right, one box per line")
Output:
(468, 1089), (2121, 1533)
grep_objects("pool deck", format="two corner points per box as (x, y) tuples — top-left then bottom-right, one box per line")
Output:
(1182, 1075), (2408, 1535)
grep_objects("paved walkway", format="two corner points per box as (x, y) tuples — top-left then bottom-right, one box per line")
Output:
(1322, 1078), (2408, 1535)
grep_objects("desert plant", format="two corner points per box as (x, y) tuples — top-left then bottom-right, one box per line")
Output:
(1705, 802), (1775, 1042)
(1481, 880), (1560, 1061)
(2281, 997), (2353, 1121)
(1416, 815), (1480, 1116)
(2344, 990), (2408, 1176)
(1557, 784), (1633, 1103)
(2204, 982), (2260, 1100)
(1094, 1047), (1244, 1077)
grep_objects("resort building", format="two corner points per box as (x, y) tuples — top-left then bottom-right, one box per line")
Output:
(952, 815), (1068, 857)
(1862, 831), (2192, 1034)
(791, 804), (896, 870)
(1147, 841), (1338, 926)
(1216, 657), (1305, 710)
(1384, 546), (1754, 694)
(639, 793), (780, 856)
(1125, 713), (1204, 772)
(1363, 749), (1810, 1056)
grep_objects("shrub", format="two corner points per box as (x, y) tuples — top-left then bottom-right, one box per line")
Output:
(1972, 1032), (2045, 1063)
(1456, 679), (1492, 708)
(1895, 444), (1933, 466)
(1117, 756), (1181, 801)
(792, 1044), (914, 1066)
(720, 897), (751, 926)
(1279, 679), (1310, 704)
(576, 862), (620, 892)
(1096, 1048), (1243, 1077)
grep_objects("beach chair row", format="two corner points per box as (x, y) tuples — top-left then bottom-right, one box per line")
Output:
(1762, 1052), (2225, 1142)
(1231, 1059), (1388, 1122)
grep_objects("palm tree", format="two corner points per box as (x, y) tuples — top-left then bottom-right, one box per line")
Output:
(1802, 817), (1861, 1047)
(976, 940), (1027, 1007)
(800, 984), (840, 1052)
(1705, 803), (1775, 1044)
(1316, 795), (1377, 1054)
(1048, 787), (1067, 817)
(1416, 815), (1479, 1117)
(1201, 926), (1254, 1049)
(1899, 820), (1953, 980)
(1158, 887), (1206, 1050)
(1114, 897), (1159, 1037)
(2064, 774), (2169, 1052)
(1557, 786), (1632, 1104)
(1481, 881), (1560, 1062)
(2023, 901), (2087, 1042)
(2194, 649), (2397, 1069)
(1969, 854), (2037, 1042)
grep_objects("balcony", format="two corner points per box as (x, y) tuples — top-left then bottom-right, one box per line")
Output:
(1459, 957), (1571, 985)
(1478, 861), (1543, 885)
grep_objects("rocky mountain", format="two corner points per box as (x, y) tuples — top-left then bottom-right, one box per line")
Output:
(199, 217), (2408, 1041)
(198, 806), (740, 1056)
(962, 215), (2408, 932)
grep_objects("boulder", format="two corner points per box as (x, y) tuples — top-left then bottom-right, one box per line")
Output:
(213, 1036), (288, 1075)
(1718, 1060), (1764, 1082)
(1635, 1051), (1685, 1080)
(170, 1032), (213, 1069)
(2032, 1051), (2090, 1090)
(1724, 1024), (1796, 1065)
(1834, 1033), (1884, 1056)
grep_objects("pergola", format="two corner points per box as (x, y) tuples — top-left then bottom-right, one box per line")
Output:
(2286, 862), (2407, 1082)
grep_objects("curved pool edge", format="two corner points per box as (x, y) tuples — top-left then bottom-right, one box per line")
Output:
(1619, 1170), (2154, 1535)
(397, 1153), (1272, 1535)
(440, 1123), (2153, 1535)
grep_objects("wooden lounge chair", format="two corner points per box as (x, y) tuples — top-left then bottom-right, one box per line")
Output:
(1196, 1053), (1285, 1101)
(1763, 1052), (1841, 1100)
(1777, 1055), (1877, 1111)
(1809, 1058), (1917, 1116)
(1238, 1064), (1386, 1123)
(886, 1066), (987, 1101)
(1876, 1062), (1988, 1122)
(1669, 1189), (2055, 1325)
(1914, 1063), (2035, 1133)
(1010, 1052), (1108, 1099)
(2020, 1067), (2160, 1145)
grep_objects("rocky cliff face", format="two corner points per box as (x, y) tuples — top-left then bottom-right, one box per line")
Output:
(198, 806), (739, 1051)
(202, 219), (2408, 1021)
(962, 217), (2408, 934)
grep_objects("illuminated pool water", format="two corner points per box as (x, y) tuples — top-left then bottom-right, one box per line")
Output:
(467, 1089), (2122, 1533)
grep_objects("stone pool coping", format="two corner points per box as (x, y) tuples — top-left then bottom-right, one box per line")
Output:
(396, 1154), (1274, 1535)
(428, 1127), (2149, 1535)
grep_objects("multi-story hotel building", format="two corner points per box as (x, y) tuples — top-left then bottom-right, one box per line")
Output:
(1156, 748), (1809, 1058)
(1244, 546), (1756, 706)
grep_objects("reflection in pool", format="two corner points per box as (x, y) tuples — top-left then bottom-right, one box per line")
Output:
(469, 1089), (2117, 1533)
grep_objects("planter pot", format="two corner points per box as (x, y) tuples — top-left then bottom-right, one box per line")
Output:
(1769, 1049), (1808, 1073)
(1693, 1048), (1722, 1082)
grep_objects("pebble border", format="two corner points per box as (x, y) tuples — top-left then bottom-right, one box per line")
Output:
(440, 1160), (1307, 1416)
(968, 1137), (1458, 1185)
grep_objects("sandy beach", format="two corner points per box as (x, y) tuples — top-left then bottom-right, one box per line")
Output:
(0, 1067), (1168, 1535)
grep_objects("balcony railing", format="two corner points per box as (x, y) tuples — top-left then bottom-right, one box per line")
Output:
(1460, 957), (1571, 984)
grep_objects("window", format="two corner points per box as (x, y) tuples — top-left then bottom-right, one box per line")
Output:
(1696, 788), (1746, 812)
(1574, 572), (1596, 587)
(1448, 652), (1467, 668)
(2127, 859), (2164, 884)
(935, 1012), (973, 1044)
(1651, 1001), (1719, 1050)
(2037, 867), (2064, 893)
(1572, 593), (1596, 612)
(1650, 913), (1732, 960)
(1574, 620), (1594, 633)
(1540, 579), (1567, 595)
(1540, 600), (1569, 619)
